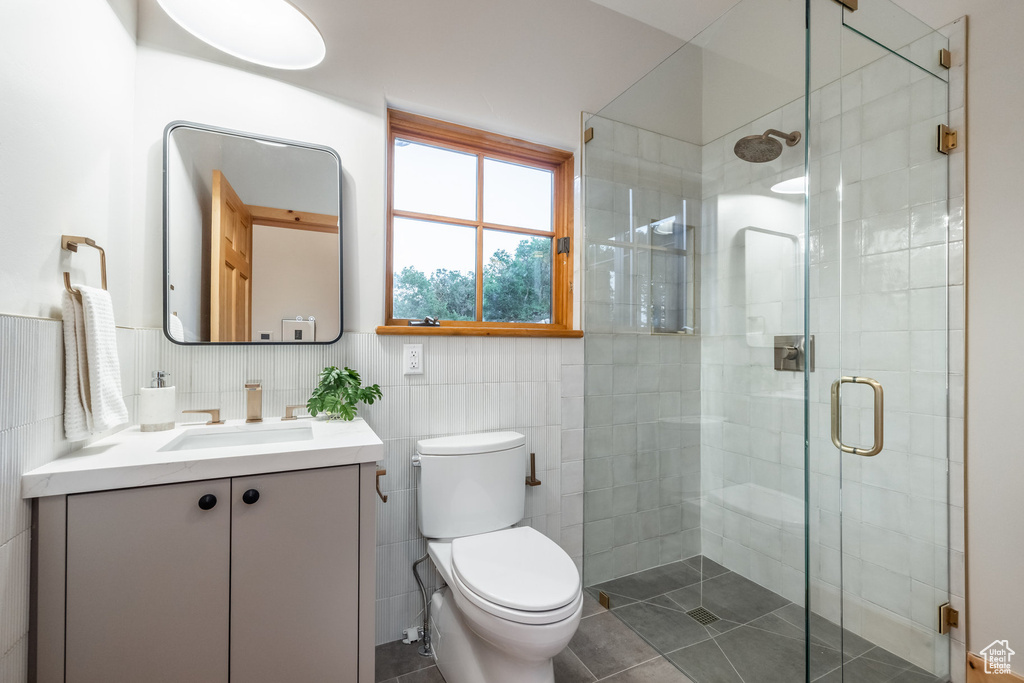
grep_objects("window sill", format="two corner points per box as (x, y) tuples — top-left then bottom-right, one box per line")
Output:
(375, 325), (583, 338)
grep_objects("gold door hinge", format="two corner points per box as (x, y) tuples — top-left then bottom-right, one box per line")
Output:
(939, 48), (952, 69)
(598, 591), (611, 609)
(833, 0), (857, 10)
(583, 127), (594, 144)
(938, 124), (959, 155)
(939, 602), (960, 634)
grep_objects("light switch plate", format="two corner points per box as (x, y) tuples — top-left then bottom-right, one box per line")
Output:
(282, 319), (316, 343)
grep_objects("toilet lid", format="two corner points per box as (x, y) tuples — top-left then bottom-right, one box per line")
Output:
(451, 526), (581, 612)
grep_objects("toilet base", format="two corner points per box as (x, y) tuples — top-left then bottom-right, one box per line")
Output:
(430, 588), (556, 683)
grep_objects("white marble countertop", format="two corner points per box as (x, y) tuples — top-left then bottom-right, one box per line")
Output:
(22, 417), (383, 499)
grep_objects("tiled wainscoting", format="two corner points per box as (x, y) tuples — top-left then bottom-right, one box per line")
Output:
(345, 333), (584, 644)
(0, 316), (66, 680)
(0, 318), (586, 680)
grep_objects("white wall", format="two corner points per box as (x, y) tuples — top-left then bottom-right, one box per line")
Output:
(135, 0), (684, 153)
(165, 137), (210, 340)
(0, 0), (137, 322)
(251, 225), (341, 342)
(956, 2), (1024, 662)
(0, 1), (137, 675)
(131, 47), (385, 332)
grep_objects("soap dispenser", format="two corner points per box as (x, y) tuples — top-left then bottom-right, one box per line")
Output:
(139, 371), (176, 432)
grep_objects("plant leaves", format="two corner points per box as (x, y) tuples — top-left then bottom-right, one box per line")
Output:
(307, 366), (383, 420)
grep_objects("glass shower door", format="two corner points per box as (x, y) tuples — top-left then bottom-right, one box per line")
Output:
(809, 2), (951, 680)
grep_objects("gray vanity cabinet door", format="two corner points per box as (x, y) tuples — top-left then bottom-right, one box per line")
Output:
(65, 479), (231, 683)
(230, 466), (360, 683)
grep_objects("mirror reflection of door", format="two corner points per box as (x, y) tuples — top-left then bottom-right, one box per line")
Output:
(211, 170), (253, 342)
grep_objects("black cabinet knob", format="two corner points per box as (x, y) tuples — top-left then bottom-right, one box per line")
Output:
(242, 489), (260, 505)
(198, 494), (217, 511)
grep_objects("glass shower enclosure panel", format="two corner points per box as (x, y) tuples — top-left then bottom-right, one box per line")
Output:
(809, 0), (951, 679)
(579, 0), (952, 680)
(582, 0), (812, 678)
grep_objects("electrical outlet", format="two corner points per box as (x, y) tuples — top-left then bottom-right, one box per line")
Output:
(403, 344), (423, 375)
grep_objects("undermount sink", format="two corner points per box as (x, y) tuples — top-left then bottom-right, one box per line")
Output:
(159, 421), (314, 452)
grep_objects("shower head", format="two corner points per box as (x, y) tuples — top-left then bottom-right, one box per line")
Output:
(733, 129), (802, 163)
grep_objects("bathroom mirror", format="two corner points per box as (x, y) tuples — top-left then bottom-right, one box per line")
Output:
(163, 121), (342, 344)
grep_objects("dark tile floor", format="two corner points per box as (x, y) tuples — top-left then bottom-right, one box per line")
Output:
(374, 555), (950, 683)
(588, 556), (950, 683)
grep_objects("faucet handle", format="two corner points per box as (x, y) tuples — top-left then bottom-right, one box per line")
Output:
(282, 404), (307, 421)
(182, 409), (224, 425)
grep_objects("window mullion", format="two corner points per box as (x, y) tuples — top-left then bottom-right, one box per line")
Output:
(476, 154), (485, 322)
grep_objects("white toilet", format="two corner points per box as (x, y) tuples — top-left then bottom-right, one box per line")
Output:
(415, 431), (583, 683)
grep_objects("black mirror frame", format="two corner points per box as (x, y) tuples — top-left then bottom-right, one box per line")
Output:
(162, 120), (343, 345)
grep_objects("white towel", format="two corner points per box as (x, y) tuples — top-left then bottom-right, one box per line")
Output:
(62, 292), (91, 441)
(62, 286), (129, 440)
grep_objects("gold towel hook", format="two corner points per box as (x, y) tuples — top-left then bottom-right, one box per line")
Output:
(61, 235), (107, 294)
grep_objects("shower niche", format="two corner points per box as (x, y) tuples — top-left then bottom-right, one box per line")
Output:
(648, 213), (697, 335)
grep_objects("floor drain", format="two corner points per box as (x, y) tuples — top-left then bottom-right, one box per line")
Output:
(687, 606), (720, 626)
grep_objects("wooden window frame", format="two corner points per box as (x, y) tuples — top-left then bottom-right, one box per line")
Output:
(378, 109), (580, 338)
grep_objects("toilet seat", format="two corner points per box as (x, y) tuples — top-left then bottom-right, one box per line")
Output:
(448, 527), (582, 626)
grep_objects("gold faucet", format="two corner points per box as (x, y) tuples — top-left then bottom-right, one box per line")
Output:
(245, 381), (263, 423)
(282, 404), (307, 421)
(182, 408), (223, 425)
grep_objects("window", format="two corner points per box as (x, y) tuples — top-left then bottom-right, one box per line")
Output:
(379, 110), (578, 337)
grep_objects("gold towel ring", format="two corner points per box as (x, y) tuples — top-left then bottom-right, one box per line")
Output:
(61, 235), (107, 294)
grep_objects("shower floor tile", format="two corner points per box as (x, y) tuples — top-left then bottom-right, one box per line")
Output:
(611, 601), (713, 652)
(591, 559), (703, 601)
(582, 555), (951, 683)
(682, 571), (790, 624)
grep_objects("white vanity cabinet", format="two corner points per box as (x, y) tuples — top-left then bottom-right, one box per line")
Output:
(32, 463), (377, 683)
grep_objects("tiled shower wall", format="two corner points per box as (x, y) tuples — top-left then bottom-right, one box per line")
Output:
(581, 115), (704, 585)
(0, 319), (586, 679)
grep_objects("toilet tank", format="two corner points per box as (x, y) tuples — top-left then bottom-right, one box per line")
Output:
(416, 432), (527, 539)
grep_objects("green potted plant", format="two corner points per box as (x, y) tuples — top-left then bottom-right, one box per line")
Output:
(307, 366), (382, 421)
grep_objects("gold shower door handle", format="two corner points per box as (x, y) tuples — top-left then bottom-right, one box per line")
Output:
(830, 376), (884, 456)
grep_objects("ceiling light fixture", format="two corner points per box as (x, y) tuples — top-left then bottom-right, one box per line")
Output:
(157, 0), (326, 70)
(770, 177), (806, 195)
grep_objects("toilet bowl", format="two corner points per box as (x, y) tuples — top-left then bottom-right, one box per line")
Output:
(415, 433), (583, 683)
